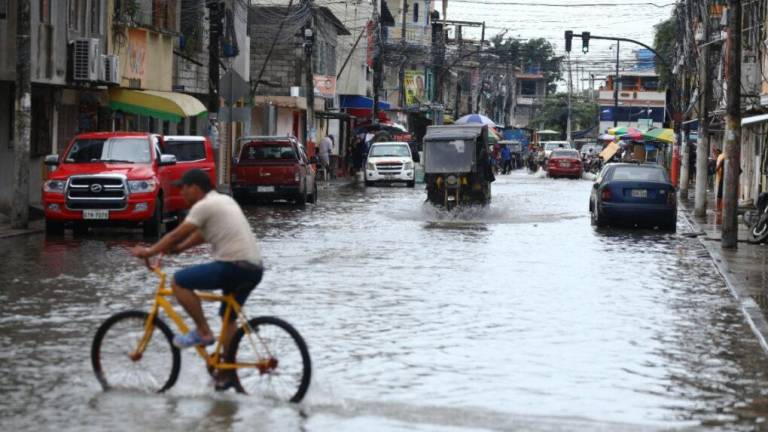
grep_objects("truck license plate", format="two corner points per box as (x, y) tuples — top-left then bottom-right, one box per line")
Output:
(83, 209), (109, 220)
(631, 189), (647, 198)
(257, 186), (275, 193)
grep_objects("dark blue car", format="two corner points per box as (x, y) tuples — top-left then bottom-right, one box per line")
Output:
(589, 163), (677, 231)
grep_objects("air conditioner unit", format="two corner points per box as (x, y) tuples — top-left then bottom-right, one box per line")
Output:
(100, 55), (119, 84)
(70, 38), (100, 81)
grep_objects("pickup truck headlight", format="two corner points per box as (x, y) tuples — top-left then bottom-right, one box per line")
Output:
(128, 179), (157, 194)
(367, 161), (376, 171)
(403, 161), (414, 170)
(43, 179), (66, 193)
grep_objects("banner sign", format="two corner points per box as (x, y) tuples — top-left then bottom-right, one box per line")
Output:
(404, 70), (425, 106)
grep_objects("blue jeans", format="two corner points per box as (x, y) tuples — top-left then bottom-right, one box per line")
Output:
(174, 261), (263, 320)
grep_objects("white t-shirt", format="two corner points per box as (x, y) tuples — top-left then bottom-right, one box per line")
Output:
(185, 191), (262, 265)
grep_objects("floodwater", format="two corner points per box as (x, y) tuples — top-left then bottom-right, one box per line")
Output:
(3, 171), (768, 431)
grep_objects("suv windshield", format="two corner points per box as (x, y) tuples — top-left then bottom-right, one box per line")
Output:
(241, 142), (297, 161)
(64, 137), (151, 163)
(370, 145), (411, 158)
(610, 165), (668, 182)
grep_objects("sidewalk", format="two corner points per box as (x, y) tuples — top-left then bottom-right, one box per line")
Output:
(0, 214), (44, 239)
(678, 191), (768, 354)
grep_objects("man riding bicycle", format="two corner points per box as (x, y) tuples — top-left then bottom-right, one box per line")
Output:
(130, 168), (263, 388)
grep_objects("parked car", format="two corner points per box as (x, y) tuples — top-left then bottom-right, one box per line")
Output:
(231, 136), (317, 206)
(42, 132), (216, 236)
(547, 149), (583, 179)
(161, 135), (218, 218)
(364, 141), (416, 187)
(542, 141), (572, 159)
(589, 163), (677, 231)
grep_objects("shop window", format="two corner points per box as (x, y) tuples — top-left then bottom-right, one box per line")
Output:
(413, 2), (419, 23)
(40, 0), (51, 24)
(520, 80), (537, 96)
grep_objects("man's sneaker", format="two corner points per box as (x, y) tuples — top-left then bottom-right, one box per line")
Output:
(173, 330), (215, 349)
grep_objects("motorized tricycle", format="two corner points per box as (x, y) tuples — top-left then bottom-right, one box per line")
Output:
(423, 125), (495, 211)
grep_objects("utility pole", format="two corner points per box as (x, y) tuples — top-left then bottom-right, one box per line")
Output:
(680, 70), (690, 199)
(398, 0), (408, 109)
(372, 0), (382, 124)
(304, 3), (316, 152)
(566, 54), (573, 143)
(695, 6), (712, 217)
(613, 41), (619, 128)
(12, 0), (31, 229)
(207, 1), (223, 185)
(722, 0), (742, 249)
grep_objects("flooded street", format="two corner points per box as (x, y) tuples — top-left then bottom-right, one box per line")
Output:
(4, 171), (768, 431)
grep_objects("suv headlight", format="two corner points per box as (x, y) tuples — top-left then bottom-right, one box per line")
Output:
(43, 179), (66, 193)
(128, 179), (157, 194)
(367, 161), (376, 171)
(403, 161), (414, 170)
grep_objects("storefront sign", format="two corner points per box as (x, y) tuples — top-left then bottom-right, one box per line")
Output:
(404, 70), (425, 106)
(126, 29), (147, 81)
(313, 75), (337, 98)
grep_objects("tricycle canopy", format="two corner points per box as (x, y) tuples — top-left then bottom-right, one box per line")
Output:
(423, 125), (487, 174)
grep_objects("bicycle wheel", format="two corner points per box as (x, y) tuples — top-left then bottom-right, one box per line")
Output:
(227, 316), (311, 403)
(91, 310), (181, 393)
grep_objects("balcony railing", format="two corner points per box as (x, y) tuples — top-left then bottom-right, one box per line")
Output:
(384, 25), (431, 46)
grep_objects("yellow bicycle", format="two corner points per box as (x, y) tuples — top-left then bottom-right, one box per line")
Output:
(90, 258), (311, 402)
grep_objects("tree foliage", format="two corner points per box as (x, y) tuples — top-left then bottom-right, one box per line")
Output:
(653, 16), (676, 89)
(490, 35), (563, 94)
(530, 94), (599, 139)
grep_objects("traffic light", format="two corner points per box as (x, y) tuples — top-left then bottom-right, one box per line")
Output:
(581, 32), (591, 53)
(565, 30), (573, 53)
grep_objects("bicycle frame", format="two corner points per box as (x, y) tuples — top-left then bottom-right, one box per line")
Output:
(133, 263), (274, 372)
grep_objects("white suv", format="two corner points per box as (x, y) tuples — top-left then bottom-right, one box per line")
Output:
(365, 142), (416, 188)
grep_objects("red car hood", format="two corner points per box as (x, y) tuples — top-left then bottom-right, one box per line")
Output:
(49, 163), (156, 180)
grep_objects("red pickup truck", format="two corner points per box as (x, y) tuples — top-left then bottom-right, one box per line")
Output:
(231, 136), (318, 206)
(42, 132), (216, 236)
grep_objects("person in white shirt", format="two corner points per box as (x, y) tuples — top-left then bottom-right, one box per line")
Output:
(131, 169), (263, 389)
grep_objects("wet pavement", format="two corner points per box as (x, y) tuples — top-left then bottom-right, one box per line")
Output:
(4, 171), (768, 431)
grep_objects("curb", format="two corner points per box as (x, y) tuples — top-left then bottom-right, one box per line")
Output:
(679, 205), (768, 355)
(0, 227), (44, 239)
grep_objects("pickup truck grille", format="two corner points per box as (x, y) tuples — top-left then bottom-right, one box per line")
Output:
(376, 162), (403, 175)
(66, 175), (128, 210)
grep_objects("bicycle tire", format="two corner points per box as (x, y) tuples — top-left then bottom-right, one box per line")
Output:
(227, 316), (311, 403)
(91, 310), (181, 393)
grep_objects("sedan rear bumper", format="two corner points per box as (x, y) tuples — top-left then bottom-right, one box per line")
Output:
(600, 202), (676, 223)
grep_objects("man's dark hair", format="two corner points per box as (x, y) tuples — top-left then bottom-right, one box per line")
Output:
(177, 168), (213, 192)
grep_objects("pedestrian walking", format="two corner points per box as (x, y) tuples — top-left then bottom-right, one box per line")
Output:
(501, 144), (512, 174)
(715, 148), (725, 211)
(318, 135), (333, 180)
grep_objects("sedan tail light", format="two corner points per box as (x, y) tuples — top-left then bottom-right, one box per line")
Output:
(294, 167), (301, 183)
(601, 188), (612, 201)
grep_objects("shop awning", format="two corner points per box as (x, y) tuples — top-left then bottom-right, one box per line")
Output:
(339, 95), (391, 110)
(109, 89), (207, 122)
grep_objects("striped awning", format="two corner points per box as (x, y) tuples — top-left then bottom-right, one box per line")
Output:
(109, 89), (207, 122)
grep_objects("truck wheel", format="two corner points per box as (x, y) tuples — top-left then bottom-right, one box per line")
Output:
(407, 180), (415, 188)
(45, 219), (64, 235)
(364, 180), (373, 187)
(73, 222), (89, 236)
(143, 198), (163, 237)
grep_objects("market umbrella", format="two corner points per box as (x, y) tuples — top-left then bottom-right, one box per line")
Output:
(643, 128), (675, 143)
(488, 128), (502, 143)
(455, 113), (497, 127)
(536, 129), (560, 135)
(607, 126), (643, 142)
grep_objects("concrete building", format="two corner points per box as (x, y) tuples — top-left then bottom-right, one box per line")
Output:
(596, 70), (666, 133)
(511, 69), (546, 128)
(247, 4), (348, 156)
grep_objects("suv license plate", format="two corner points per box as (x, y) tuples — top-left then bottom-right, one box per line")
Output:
(631, 189), (647, 198)
(83, 209), (109, 220)
(257, 186), (275, 193)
